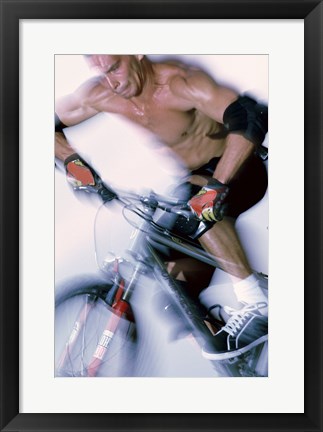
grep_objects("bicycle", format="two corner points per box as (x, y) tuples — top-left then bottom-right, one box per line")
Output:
(55, 179), (268, 378)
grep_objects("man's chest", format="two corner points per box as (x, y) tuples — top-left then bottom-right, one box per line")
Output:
(118, 99), (196, 145)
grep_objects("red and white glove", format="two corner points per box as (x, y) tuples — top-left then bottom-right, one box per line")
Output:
(188, 178), (229, 222)
(64, 153), (97, 188)
(64, 153), (117, 202)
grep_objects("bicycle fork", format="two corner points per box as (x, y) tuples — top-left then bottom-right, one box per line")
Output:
(57, 260), (139, 377)
(56, 294), (96, 376)
(86, 261), (142, 377)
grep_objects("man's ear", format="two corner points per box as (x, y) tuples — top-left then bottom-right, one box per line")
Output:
(136, 55), (144, 61)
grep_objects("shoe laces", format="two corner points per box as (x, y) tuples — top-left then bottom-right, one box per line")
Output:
(222, 302), (267, 337)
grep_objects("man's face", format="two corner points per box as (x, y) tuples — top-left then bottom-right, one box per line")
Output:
(87, 55), (145, 98)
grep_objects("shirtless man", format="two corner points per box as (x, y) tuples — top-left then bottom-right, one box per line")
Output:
(55, 55), (268, 360)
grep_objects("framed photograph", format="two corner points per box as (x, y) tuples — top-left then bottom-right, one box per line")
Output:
(1, 1), (322, 431)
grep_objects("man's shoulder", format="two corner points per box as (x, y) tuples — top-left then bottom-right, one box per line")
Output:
(156, 59), (199, 80)
(76, 76), (115, 106)
(78, 76), (111, 96)
(164, 63), (210, 100)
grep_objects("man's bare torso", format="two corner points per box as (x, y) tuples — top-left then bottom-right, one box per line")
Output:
(85, 62), (227, 170)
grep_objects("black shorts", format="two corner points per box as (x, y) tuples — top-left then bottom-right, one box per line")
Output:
(190, 154), (268, 219)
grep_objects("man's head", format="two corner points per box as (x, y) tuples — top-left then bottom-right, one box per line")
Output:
(85, 55), (146, 98)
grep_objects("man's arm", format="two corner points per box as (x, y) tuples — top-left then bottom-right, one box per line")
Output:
(55, 78), (105, 190)
(172, 69), (267, 222)
(55, 77), (117, 202)
(55, 78), (102, 162)
(211, 134), (254, 185)
(171, 70), (266, 184)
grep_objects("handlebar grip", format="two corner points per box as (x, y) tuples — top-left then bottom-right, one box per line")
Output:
(98, 185), (118, 202)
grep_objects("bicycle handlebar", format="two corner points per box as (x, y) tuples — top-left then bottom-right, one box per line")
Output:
(97, 182), (195, 220)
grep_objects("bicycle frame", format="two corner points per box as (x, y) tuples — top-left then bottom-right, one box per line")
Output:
(117, 208), (220, 349)
(56, 188), (268, 377)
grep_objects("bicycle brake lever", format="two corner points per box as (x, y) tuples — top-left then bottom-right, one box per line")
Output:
(98, 185), (118, 202)
(72, 183), (118, 202)
(170, 205), (194, 220)
(72, 184), (101, 194)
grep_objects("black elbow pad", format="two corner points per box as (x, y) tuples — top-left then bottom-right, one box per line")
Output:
(55, 113), (68, 133)
(223, 96), (268, 148)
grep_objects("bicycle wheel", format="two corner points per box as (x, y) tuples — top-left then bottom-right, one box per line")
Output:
(55, 275), (137, 377)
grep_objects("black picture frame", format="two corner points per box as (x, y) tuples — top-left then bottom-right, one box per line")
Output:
(1, 1), (322, 431)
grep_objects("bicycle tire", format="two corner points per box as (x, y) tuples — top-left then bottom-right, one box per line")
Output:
(55, 275), (137, 377)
